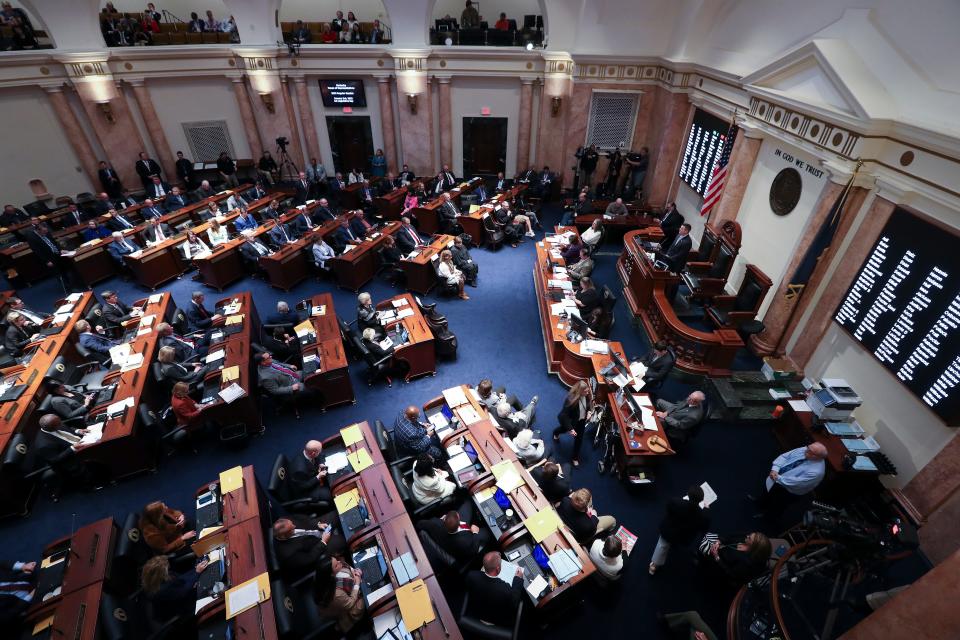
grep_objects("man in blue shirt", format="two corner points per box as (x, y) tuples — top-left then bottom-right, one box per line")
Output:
(234, 209), (259, 232)
(751, 443), (827, 517)
(394, 406), (442, 459)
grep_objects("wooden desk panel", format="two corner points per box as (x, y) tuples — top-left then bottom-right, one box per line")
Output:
(328, 221), (401, 292)
(302, 293), (354, 410)
(376, 293), (435, 382)
(374, 186), (408, 220)
(400, 234), (454, 295)
(411, 178), (481, 235)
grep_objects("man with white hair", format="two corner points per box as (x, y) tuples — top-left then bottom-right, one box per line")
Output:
(356, 292), (379, 334)
(492, 396), (538, 438)
(437, 193), (459, 234)
(106, 231), (140, 265)
(266, 300), (301, 327)
(752, 443), (828, 517)
(513, 428), (545, 466)
(654, 390), (706, 445)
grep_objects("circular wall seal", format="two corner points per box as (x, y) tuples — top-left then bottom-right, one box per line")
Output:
(769, 168), (802, 216)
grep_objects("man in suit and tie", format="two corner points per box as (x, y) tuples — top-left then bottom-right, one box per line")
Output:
(348, 210), (372, 239)
(147, 176), (171, 199)
(658, 223), (692, 272)
(234, 209), (259, 233)
(464, 552), (524, 627)
(266, 301), (302, 328)
(135, 151), (163, 190)
(654, 390), (706, 445)
(396, 216), (423, 254)
(473, 180), (488, 203)
(437, 193), (459, 234)
(238, 236), (272, 273)
(659, 202), (684, 247)
(117, 190), (140, 210)
(107, 231), (140, 266)
(537, 165), (555, 201)
(418, 510), (491, 563)
(4, 312), (37, 356)
(82, 220), (111, 241)
(34, 414), (95, 490)
(432, 168), (455, 195)
(517, 166), (537, 185)
(261, 199), (283, 221)
(255, 352), (312, 401)
(294, 172), (311, 204)
(289, 207), (315, 236)
(333, 219), (359, 248)
(46, 382), (95, 422)
(245, 182), (268, 202)
(164, 187), (188, 212)
(175, 151), (195, 189)
(107, 208), (137, 232)
(101, 290), (139, 329)
(399, 164), (415, 184)
(0, 558), (38, 623)
(98, 160), (123, 198)
(25, 223), (63, 270)
(288, 440), (333, 503)
(379, 172), (400, 195)
(75, 319), (118, 358)
(291, 19), (311, 44)
(157, 322), (207, 361)
(359, 180), (376, 212)
(185, 291), (222, 332)
(310, 198), (335, 224)
(61, 203), (87, 229)
(267, 219), (295, 248)
(640, 340), (675, 388)
(0, 204), (28, 226)
(140, 198), (164, 220)
(93, 192), (114, 215)
(144, 218), (173, 245)
(329, 172), (347, 207)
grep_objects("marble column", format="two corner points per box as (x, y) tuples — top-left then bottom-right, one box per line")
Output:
(394, 78), (434, 176)
(437, 77), (452, 169)
(231, 78), (263, 160)
(750, 179), (846, 355)
(710, 130), (763, 224)
(280, 76), (306, 167)
(73, 83), (147, 190)
(376, 76), (398, 173)
(293, 77), (321, 164)
(44, 86), (100, 188)
(128, 79), (177, 185)
(517, 79), (534, 173)
(789, 195), (895, 366)
(646, 93), (694, 206)
(903, 433), (960, 564)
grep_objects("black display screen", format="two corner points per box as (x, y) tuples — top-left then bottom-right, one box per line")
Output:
(834, 208), (960, 425)
(319, 80), (367, 107)
(678, 108), (728, 195)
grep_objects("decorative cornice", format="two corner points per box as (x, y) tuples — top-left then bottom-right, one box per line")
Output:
(748, 96), (860, 159)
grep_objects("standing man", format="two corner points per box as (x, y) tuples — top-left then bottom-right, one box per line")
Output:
(258, 151), (279, 186)
(98, 160), (123, 198)
(751, 443), (827, 518)
(217, 152), (239, 188)
(579, 145), (599, 191)
(625, 146), (649, 199)
(460, 0), (480, 29)
(135, 151), (163, 191)
(295, 172), (311, 205)
(659, 202), (684, 247)
(657, 223), (693, 272)
(175, 151), (196, 189)
(306, 158), (327, 198)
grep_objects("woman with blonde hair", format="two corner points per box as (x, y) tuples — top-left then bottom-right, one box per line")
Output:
(552, 380), (594, 466)
(438, 249), (469, 300)
(514, 428), (545, 466)
(207, 218), (229, 246)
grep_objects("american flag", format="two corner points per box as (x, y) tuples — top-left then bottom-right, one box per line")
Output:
(699, 123), (739, 217)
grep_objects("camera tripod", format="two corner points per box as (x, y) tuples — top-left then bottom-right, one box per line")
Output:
(276, 142), (299, 183)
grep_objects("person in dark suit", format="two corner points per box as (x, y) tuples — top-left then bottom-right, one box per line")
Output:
(98, 160), (124, 198)
(135, 152), (163, 190)
(82, 220), (111, 241)
(398, 165), (415, 184)
(272, 516), (347, 581)
(355, 293), (379, 334)
(238, 236), (272, 274)
(361, 328), (393, 364)
(26, 224), (62, 269)
(291, 19), (311, 44)
(107, 231), (140, 265)
(136, 199), (161, 221)
(368, 18), (385, 43)
(659, 223), (693, 272)
(144, 218), (173, 245)
(100, 290), (137, 328)
(34, 414), (94, 486)
(437, 193), (459, 234)
(0, 559), (37, 626)
(267, 220), (295, 248)
(396, 217), (423, 254)
(46, 382), (94, 422)
(310, 198), (335, 224)
(348, 210), (373, 238)
(156, 322), (206, 361)
(164, 187), (189, 212)
(147, 176), (171, 199)
(450, 236), (478, 286)
(288, 440), (333, 503)
(648, 485), (710, 575)
(659, 202), (684, 247)
(266, 301), (302, 328)
(185, 292), (222, 332)
(640, 340), (675, 388)
(0, 204), (28, 226)
(3, 312), (36, 356)
(175, 151), (195, 189)
(530, 461), (571, 504)
(62, 203), (87, 228)
(107, 208), (137, 231)
(141, 555), (208, 623)
(431, 169), (455, 195)
(557, 488), (617, 545)
(418, 510), (491, 563)
(193, 180), (216, 202)
(216, 152), (239, 188)
(75, 319), (117, 359)
(294, 172), (311, 204)
(333, 219), (359, 248)
(654, 390), (706, 445)
(246, 182), (268, 202)
(92, 192), (115, 214)
(256, 352), (310, 400)
(536, 165), (554, 201)
(464, 552), (524, 627)
(492, 172), (511, 192)
(379, 173), (401, 195)
(378, 236), (402, 268)
(260, 199), (283, 222)
(157, 346), (208, 385)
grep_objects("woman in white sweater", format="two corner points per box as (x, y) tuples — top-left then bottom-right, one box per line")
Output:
(411, 454), (456, 505)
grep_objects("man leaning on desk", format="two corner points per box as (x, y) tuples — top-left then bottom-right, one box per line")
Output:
(464, 551), (524, 627)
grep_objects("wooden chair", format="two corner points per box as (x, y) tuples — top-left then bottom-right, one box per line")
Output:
(185, 32), (202, 44)
(151, 32), (170, 45)
(705, 264), (772, 329)
(687, 224), (720, 264)
(216, 32), (231, 44)
(681, 220), (741, 301)
(201, 32), (218, 44)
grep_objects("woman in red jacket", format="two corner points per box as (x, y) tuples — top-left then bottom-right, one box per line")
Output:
(171, 381), (201, 428)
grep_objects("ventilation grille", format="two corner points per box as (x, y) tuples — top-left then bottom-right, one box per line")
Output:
(182, 121), (236, 163)
(586, 93), (639, 150)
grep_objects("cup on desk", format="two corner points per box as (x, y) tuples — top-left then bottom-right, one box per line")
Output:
(505, 508), (514, 520)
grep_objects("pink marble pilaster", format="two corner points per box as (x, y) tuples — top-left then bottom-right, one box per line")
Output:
(646, 92), (694, 205)
(438, 77), (452, 169)
(534, 82), (570, 183)
(128, 80), (177, 185)
(376, 76), (398, 173)
(232, 78), (263, 160)
(710, 132), (763, 224)
(394, 78), (434, 176)
(517, 79), (534, 173)
(560, 82), (593, 186)
(280, 77), (306, 166)
(44, 86), (100, 188)
(74, 84), (147, 191)
(294, 77), (321, 164)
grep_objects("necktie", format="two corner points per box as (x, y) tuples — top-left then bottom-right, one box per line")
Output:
(0, 581), (32, 595)
(346, 228), (355, 241)
(197, 304), (208, 318)
(74, 212), (81, 225)
(255, 242), (267, 255)
(158, 185), (165, 196)
(123, 240), (132, 252)
(281, 226), (290, 242)
(157, 226), (164, 241)
(121, 216), (132, 228)
(779, 457), (806, 476)
(272, 363), (299, 380)
(43, 236), (57, 252)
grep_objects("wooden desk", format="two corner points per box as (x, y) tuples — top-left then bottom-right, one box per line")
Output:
(301, 292), (355, 410)
(374, 185), (408, 220)
(410, 178), (481, 236)
(400, 234), (454, 294)
(619, 229), (743, 376)
(574, 212), (662, 244)
(457, 185), (527, 245)
(328, 221), (401, 292)
(322, 421), (385, 491)
(607, 390), (674, 481)
(24, 581), (103, 640)
(341, 178), (380, 210)
(376, 293), (436, 382)
(31, 517), (118, 604)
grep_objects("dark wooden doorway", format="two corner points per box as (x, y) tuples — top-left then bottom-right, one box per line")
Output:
(463, 117), (507, 177)
(326, 116), (374, 175)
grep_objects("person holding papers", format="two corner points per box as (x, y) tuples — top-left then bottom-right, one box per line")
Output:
(288, 439), (334, 504)
(313, 556), (365, 633)
(75, 319), (118, 359)
(411, 453), (456, 505)
(394, 406), (443, 459)
(463, 552), (524, 627)
(648, 485), (710, 576)
(750, 443), (827, 518)
(654, 391), (706, 445)
(101, 290), (138, 329)
(361, 328), (393, 361)
(33, 414), (95, 492)
(557, 488), (617, 545)
(438, 249), (469, 300)
(551, 380), (594, 466)
(590, 535), (625, 581)
(139, 500), (195, 554)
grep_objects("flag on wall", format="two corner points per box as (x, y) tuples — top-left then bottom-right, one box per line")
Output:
(699, 123), (739, 217)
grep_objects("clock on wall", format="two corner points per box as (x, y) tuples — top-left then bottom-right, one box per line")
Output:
(769, 167), (802, 216)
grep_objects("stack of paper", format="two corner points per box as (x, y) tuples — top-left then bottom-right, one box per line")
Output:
(79, 422), (104, 445)
(224, 573), (270, 619)
(66, 292), (83, 302)
(491, 460), (524, 493)
(205, 350), (225, 364)
(683, 482), (718, 508)
(526, 574), (549, 599)
(396, 308), (415, 319)
(458, 406), (482, 425)
(119, 352), (144, 372)
(217, 382), (245, 404)
(547, 548), (582, 583)
(324, 451), (350, 474)
(584, 340), (609, 354)
(497, 560), (520, 585)
(106, 396), (134, 418)
(392, 298), (409, 308)
(391, 552), (420, 586)
(447, 452), (473, 473)
(311, 305), (326, 316)
(427, 412), (449, 430)
(219, 466), (244, 493)
(442, 386), (468, 407)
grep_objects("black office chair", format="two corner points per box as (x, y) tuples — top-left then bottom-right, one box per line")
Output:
(431, 260), (459, 297)
(170, 308), (204, 340)
(352, 336), (393, 387)
(459, 593), (523, 640)
(374, 419), (413, 469)
(100, 590), (185, 640)
(36, 394), (87, 430)
(139, 403), (192, 457)
(416, 527), (472, 577)
(482, 214), (505, 250)
(271, 578), (337, 640)
(392, 464), (461, 520)
(434, 331), (459, 360)
(112, 511), (193, 594)
(267, 454), (332, 515)
(338, 318), (363, 361)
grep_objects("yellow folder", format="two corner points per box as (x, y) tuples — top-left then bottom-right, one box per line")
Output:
(221, 365), (240, 382)
(219, 466), (244, 494)
(524, 507), (562, 543)
(334, 488), (361, 514)
(340, 423), (364, 446)
(347, 447), (374, 472)
(224, 572), (271, 619)
(395, 579), (435, 631)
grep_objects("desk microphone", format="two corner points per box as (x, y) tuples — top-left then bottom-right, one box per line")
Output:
(380, 478), (393, 503)
(370, 488), (384, 516)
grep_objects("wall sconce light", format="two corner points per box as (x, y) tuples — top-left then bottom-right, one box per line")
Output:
(407, 93), (418, 114)
(97, 101), (116, 124)
(260, 92), (275, 113)
(550, 96), (562, 117)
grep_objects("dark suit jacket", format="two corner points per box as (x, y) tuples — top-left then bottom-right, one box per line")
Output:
(107, 237), (140, 263)
(557, 497), (599, 545)
(334, 226), (357, 247)
(418, 518), (481, 562)
(530, 467), (571, 504)
(148, 570), (200, 623)
(98, 167), (123, 192)
(82, 225), (111, 241)
(160, 362), (205, 385)
(26, 231), (61, 264)
(659, 497), (709, 544)
(493, 178), (512, 192)
(147, 182), (172, 199)
(294, 180), (310, 204)
(356, 304), (378, 331)
(50, 394), (88, 421)
(657, 398), (703, 442)
(287, 451), (326, 498)
(144, 224), (174, 245)
(396, 225), (421, 254)
(135, 158), (162, 182)
(274, 516), (332, 580)
(257, 364), (300, 396)
(93, 199), (113, 214)
(160, 335), (196, 362)
(62, 209), (87, 228)
(3, 324), (31, 355)
(238, 242), (268, 266)
(107, 213), (137, 231)
(265, 310), (302, 328)
(348, 217), (371, 238)
(362, 338), (393, 361)
(311, 207), (335, 224)
(175, 158), (194, 182)
(185, 301), (214, 331)
(268, 224), (294, 247)
(34, 430), (77, 467)
(662, 234), (692, 271)
(642, 349), (675, 385)
(291, 27), (311, 43)
(164, 194), (188, 212)
(464, 571), (523, 627)
(101, 300), (133, 327)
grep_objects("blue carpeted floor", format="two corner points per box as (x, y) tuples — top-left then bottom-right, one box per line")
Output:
(1, 204), (928, 639)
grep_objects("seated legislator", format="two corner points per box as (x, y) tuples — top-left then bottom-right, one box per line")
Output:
(437, 193), (459, 234)
(46, 381), (95, 422)
(196, 201), (222, 222)
(157, 322), (207, 362)
(411, 454), (456, 506)
(147, 176), (171, 200)
(654, 391), (706, 445)
(586, 307), (613, 340)
(574, 276), (602, 314)
(530, 461), (571, 504)
(158, 346), (209, 386)
(233, 208), (259, 232)
(464, 552), (524, 627)
(106, 231), (140, 265)
(379, 235), (402, 268)
(139, 500), (195, 554)
(263, 326), (300, 365)
(657, 222), (693, 272)
(567, 248), (594, 284)
(640, 340), (675, 388)
(394, 406), (443, 459)
(206, 218), (229, 246)
(101, 290), (139, 329)
(0, 559), (37, 625)
(171, 381), (208, 429)
(288, 439), (334, 503)
(362, 327), (394, 361)
(4, 312), (37, 356)
(141, 555), (208, 624)
(557, 488), (617, 545)
(492, 204), (524, 246)
(82, 220), (111, 241)
(561, 235), (583, 265)
(34, 414), (95, 488)
(164, 187), (189, 212)
(418, 510), (492, 563)
(75, 319), (118, 359)
(238, 235), (273, 274)
(140, 198), (164, 220)
(605, 197), (628, 217)
(450, 236), (478, 286)
(266, 301), (302, 328)
(398, 164), (415, 184)
(396, 216), (423, 254)
(193, 180), (216, 201)
(106, 207), (137, 231)
(349, 210), (374, 239)
(312, 238), (335, 272)
(590, 535), (625, 581)
(333, 219), (359, 248)
(144, 218), (173, 246)
(185, 291), (222, 332)
(356, 292), (380, 334)
(255, 352), (311, 402)
(267, 220), (296, 248)
(313, 557), (365, 634)
(272, 517), (345, 580)
(492, 171), (512, 192)
(581, 219), (603, 250)
(60, 203), (87, 227)
(513, 429), (546, 467)
(492, 399), (537, 438)
(288, 207), (316, 236)
(310, 198), (335, 224)
(438, 250), (469, 300)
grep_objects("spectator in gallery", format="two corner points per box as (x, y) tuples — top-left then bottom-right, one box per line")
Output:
(495, 13), (510, 30)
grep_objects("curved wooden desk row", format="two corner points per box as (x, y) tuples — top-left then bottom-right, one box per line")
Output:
(409, 177), (483, 236)
(618, 229), (743, 377)
(374, 293), (437, 382)
(299, 292), (355, 410)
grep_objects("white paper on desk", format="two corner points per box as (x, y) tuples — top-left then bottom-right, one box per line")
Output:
(629, 361), (647, 380)
(443, 386), (468, 407)
(302, 353), (319, 364)
(120, 352), (144, 372)
(526, 575), (548, 599)
(55, 303), (73, 315)
(561, 298), (579, 309)
(374, 611), (413, 640)
(147, 293), (162, 304)
(205, 350), (225, 364)
(311, 305), (326, 317)
(396, 308), (414, 319)
(552, 266), (567, 274)
(637, 395), (653, 407)
(217, 383), (246, 404)
(226, 580), (260, 616)
(459, 406), (482, 425)
(223, 303), (241, 315)
(468, 387), (480, 401)
(428, 412), (449, 429)
(407, 250), (420, 259)
(497, 560), (519, 586)
(548, 279), (573, 291)
(611, 374), (630, 388)
(52, 312), (72, 325)
(392, 298), (408, 308)
(448, 452), (473, 473)
(136, 326), (152, 337)
(446, 444), (464, 457)
(640, 407), (658, 430)
(79, 422), (104, 445)
(342, 244), (355, 253)
(324, 451), (350, 474)
(109, 343), (131, 366)
(550, 302), (566, 316)
(367, 582), (394, 606)
(66, 292), (82, 302)
(138, 314), (155, 327)
(378, 337), (393, 350)
(195, 596), (215, 615)
(107, 396), (134, 417)
(379, 310), (397, 321)
(788, 399), (811, 412)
